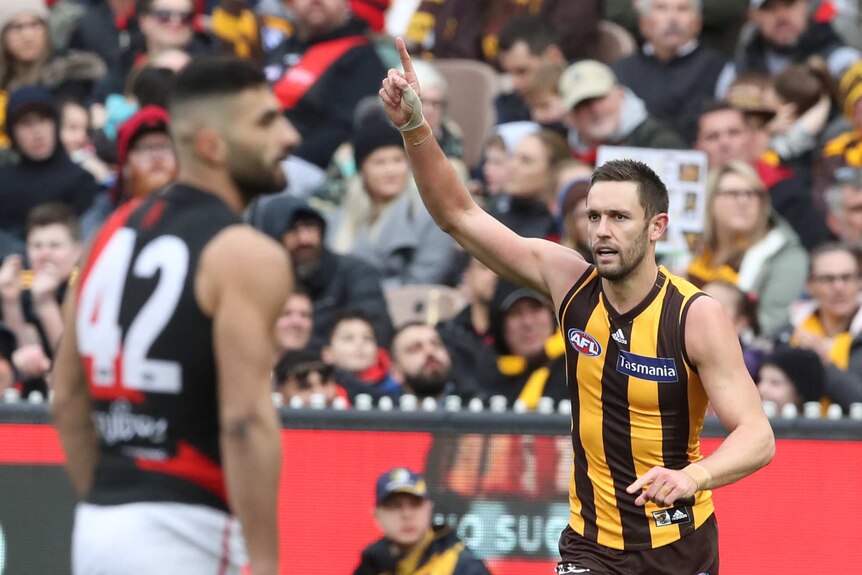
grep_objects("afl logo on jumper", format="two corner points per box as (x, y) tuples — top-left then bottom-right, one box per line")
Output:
(616, 350), (678, 382)
(567, 329), (602, 356)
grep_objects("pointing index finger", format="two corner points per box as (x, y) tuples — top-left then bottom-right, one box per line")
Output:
(396, 37), (415, 77)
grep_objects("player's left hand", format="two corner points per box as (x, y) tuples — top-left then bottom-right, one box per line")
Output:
(626, 466), (698, 508)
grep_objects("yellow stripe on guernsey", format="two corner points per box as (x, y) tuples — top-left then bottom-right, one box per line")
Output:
(562, 267), (714, 550)
(793, 314), (852, 370)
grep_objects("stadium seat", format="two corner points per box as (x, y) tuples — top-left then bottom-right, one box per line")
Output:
(384, 284), (468, 327)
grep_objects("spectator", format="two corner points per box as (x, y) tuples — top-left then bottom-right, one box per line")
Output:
(696, 101), (832, 249)
(780, 242), (862, 409)
(695, 101), (757, 168)
(404, 1), (598, 64)
(323, 310), (401, 401)
(521, 61), (567, 131)
(57, 98), (112, 186)
(0, 0), (106, 144)
(554, 158), (594, 262)
(560, 60), (685, 165)
(822, 60), (862, 173)
(81, 105), (176, 239)
(734, 0), (860, 80)
(757, 346), (826, 411)
(353, 467), (490, 575)
(409, 59), (464, 163)
(266, 0), (386, 181)
(482, 281), (567, 410)
(487, 129), (569, 241)
(328, 117), (456, 288)
(390, 321), (475, 401)
(437, 257), (499, 396)
(0, 203), (81, 361)
(0, 323), (16, 393)
(702, 279), (768, 378)
(251, 195), (394, 347)
(477, 134), (508, 198)
(274, 289), (314, 354)
(613, 0), (730, 144)
(0, 86), (98, 243)
(67, 0), (139, 77)
(100, 0), (215, 99)
(687, 161), (807, 336)
(495, 15), (567, 124)
(825, 167), (862, 247)
(273, 348), (346, 407)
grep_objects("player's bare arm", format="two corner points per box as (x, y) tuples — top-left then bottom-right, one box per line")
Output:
(627, 296), (775, 507)
(379, 38), (589, 303)
(197, 226), (291, 575)
(52, 259), (100, 499)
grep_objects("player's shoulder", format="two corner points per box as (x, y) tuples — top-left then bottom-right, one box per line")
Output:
(203, 224), (288, 270)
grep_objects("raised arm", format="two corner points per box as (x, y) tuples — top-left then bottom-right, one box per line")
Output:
(378, 38), (588, 300)
(198, 227), (290, 575)
(627, 296), (774, 507)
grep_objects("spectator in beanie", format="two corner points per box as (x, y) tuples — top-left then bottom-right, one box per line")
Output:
(250, 195), (394, 347)
(327, 116), (456, 289)
(0, 86), (98, 243)
(757, 347), (825, 412)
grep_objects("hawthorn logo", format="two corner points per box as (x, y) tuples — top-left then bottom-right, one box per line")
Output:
(567, 329), (602, 357)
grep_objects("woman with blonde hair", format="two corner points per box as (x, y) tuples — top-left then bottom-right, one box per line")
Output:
(687, 160), (808, 337)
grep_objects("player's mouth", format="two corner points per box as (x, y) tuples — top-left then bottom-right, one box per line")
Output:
(594, 247), (618, 261)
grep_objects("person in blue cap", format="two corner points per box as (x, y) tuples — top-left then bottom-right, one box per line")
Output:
(353, 467), (490, 575)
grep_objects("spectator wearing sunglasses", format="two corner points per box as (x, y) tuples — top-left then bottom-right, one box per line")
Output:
(274, 349), (348, 407)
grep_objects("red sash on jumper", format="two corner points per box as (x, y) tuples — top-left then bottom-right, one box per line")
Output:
(273, 36), (368, 110)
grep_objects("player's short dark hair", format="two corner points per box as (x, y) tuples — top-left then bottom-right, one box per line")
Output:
(25, 203), (80, 241)
(591, 159), (669, 219)
(498, 15), (559, 56)
(168, 56), (267, 112)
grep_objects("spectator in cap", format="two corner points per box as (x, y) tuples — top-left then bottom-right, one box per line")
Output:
(79, 105), (175, 240)
(250, 194), (394, 347)
(353, 467), (490, 575)
(733, 0), (860, 82)
(0, 0), (106, 142)
(559, 59), (685, 165)
(478, 279), (568, 410)
(328, 116), (456, 289)
(0, 86), (98, 245)
(822, 60), (862, 174)
(612, 0), (730, 145)
(757, 346), (825, 411)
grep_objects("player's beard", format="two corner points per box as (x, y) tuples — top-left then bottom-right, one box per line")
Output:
(226, 144), (287, 205)
(593, 224), (649, 281)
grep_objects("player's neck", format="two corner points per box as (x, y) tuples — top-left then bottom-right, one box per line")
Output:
(601, 262), (660, 315)
(175, 167), (245, 214)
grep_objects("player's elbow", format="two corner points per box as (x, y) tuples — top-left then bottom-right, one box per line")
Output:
(755, 419), (776, 470)
(220, 405), (278, 443)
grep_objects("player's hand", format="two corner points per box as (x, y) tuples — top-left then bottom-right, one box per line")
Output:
(626, 466), (698, 508)
(0, 254), (22, 302)
(379, 37), (423, 129)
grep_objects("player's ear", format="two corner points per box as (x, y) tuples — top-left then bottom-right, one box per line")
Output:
(193, 127), (227, 166)
(650, 213), (669, 241)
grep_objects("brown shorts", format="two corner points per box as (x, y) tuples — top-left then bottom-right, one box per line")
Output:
(556, 514), (719, 575)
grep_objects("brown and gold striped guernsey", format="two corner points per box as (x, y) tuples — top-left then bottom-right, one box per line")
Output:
(558, 265), (714, 551)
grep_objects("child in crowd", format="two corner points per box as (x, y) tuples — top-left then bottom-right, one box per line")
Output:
(274, 349), (347, 407)
(702, 280), (770, 379)
(757, 347), (826, 413)
(322, 311), (401, 401)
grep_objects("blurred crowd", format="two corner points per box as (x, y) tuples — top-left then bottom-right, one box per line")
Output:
(2, 0), (862, 418)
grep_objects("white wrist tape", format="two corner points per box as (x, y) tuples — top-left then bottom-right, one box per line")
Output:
(398, 85), (425, 132)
